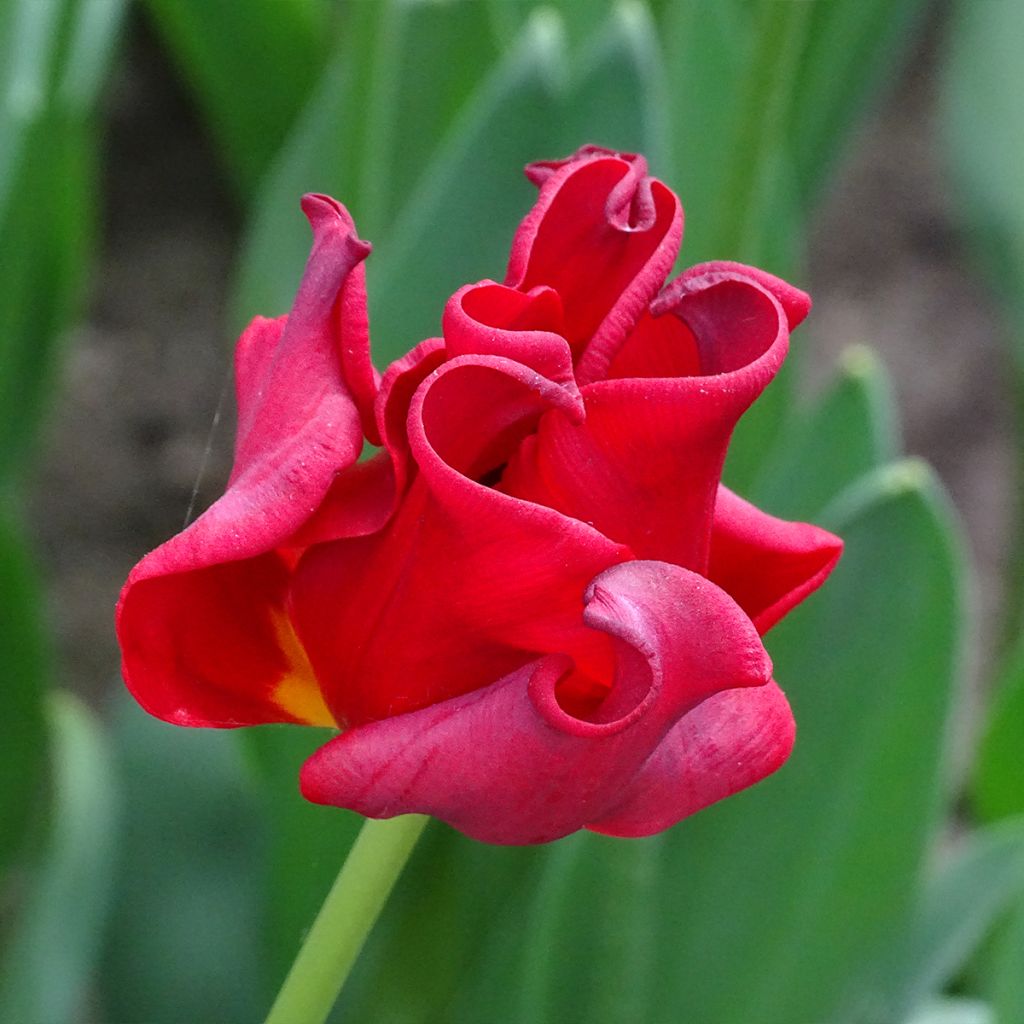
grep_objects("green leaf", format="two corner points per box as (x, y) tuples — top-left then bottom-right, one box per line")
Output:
(144, 0), (330, 197)
(359, 10), (564, 364)
(942, 0), (1024, 353)
(99, 695), (267, 1024)
(842, 818), (1024, 1024)
(660, 0), (750, 265)
(354, 0), (502, 241)
(0, 692), (120, 1024)
(563, 1), (670, 174)
(663, 0), (926, 264)
(0, 0), (124, 482)
(484, 0), (623, 52)
(446, 829), (665, 1024)
(241, 726), (363, 991)
(663, 1), (808, 494)
(750, 344), (899, 518)
(231, 0), (500, 331)
(903, 1001), (995, 1024)
(788, 0), (929, 207)
(941, 0), (1024, 649)
(987, 885), (1024, 1024)
(662, 0), (805, 272)
(974, 635), (1024, 822)
(0, 509), (49, 880)
(56, 0), (125, 114)
(338, 821), (549, 1023)
(662, 0), (925, 493)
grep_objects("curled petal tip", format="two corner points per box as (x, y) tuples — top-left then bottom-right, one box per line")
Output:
(656, 260), (809, 331)
(300, 192), (372, 258)
(524, 144), (647, 188)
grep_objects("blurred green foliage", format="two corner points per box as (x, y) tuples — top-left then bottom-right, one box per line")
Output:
(0, 2), (124, 1016)
(0, 692), (119, 1023)
(3, 1), (1024, 1022)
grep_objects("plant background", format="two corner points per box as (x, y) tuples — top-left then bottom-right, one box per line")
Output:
(2, 2), (1024, 1023)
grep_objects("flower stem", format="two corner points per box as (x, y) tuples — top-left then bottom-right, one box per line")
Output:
(264, 814), (430, 1024)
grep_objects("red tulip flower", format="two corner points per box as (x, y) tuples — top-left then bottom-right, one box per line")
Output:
(117, 147), (841, 844)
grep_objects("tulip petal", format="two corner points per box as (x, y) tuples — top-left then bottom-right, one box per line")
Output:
(507, 147), (682, 382)
(290, 355), (629, 727)
(587, 681), (796, 838)
(116, 197), (372, 726)
(709, 486), (844, 634)
(300, 560), (772, 844)
(443, 281), (578, 393)
(118, 553), (334, 727)
(286, 337), (450, 552)
(501, 264), (797, 572)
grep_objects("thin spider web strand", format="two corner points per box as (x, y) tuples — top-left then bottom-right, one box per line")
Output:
(183, 361), (232, 529)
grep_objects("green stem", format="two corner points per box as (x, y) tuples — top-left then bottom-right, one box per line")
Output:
(264, 814), (430, 1024)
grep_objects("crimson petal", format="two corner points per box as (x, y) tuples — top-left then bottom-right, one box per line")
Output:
(709, 486), (844, 634)
(116, 196), (372, 726)
(501, 263), (801, 573)
(507, 147), (682, 382)
(588, 681), (795, 838)
(300, 559), (772, 844)
(289, 354), (628, 728)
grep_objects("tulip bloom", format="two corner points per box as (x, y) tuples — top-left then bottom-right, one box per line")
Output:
(117, 146), (841, 844)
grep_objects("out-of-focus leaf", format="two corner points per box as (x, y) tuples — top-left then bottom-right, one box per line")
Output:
(100, 695), (266, 1024)
(445, 827), (664, 1024)
(988, 885), (1024, 1024)
(0, 0), (125, 483)
(241, 727), (362, 991)
(663, 0), (924, 493)
(487, 0), (621, 50)
(942, 0), (1024, 356)
(229, 6), (374, 327)
(751, 344), (899, 518)
(841, 819), (1024, 1024)
(232, 0), (499, 330)
(562, 1), (669, 174)
(356, 0), (501, 239)
(942, 0), (1024, 647)
(974, 635), (1024, 822)
(0, 0), (61, 211)
(337, 10), (563, 362)
(661, 0), (749, 266)
(903, 1000), (995, 1024)
(788, 0), (928, 206)
(662, 0), (805, 272)
(664, 0), (925, 261)
(144, 0), (330, 197)
(839, 819), (1024, 1024)
(664, 1), (808, 494)
(0, 510), (48, 880)
(0, 692), (119, 1024)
